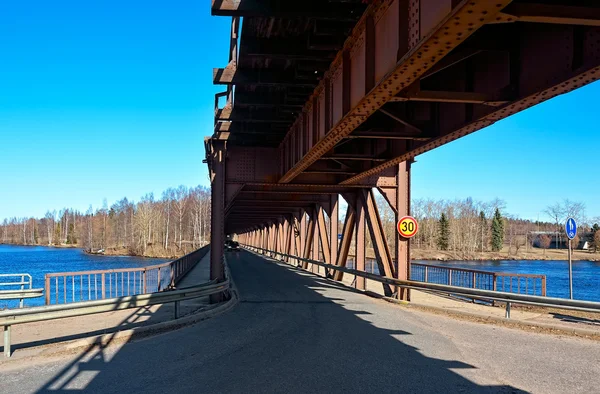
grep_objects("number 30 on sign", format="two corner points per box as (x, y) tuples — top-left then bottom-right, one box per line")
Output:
(397, 216), (418, 238)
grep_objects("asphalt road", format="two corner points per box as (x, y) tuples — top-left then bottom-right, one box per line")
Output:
(1, 250), (599, 393)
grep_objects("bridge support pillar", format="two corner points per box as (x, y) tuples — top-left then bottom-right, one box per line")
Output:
(395, 161), (411, 301)
(209, 140), (226, 303)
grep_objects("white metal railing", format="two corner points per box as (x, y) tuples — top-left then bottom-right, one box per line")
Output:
(0, 274), (43, 308)
(44, 245), (210, 305)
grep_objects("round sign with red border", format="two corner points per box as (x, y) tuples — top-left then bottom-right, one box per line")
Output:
(397, 216), (418, 238)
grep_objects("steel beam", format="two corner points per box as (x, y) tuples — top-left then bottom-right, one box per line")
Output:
(499, 4), (600, 27)
(312, 210), (320, 273)
(333, 204), (355, 282)
(214, 63), (318, 87)
(316, 206), (330, 266)
(354, 193), (366, 291)
(395, 162), (411, 301)
(212, 0), (366, 20)
(208, 139), (226, 303)
(303, 210), (316, 269)
(278, 0), (511, 183)
(345, 131), (432, 141)
(294, 215), (301, 265)
(362, 190), (394, 296)
(284, 216), (292, 263)
(329, 195), (339, 278)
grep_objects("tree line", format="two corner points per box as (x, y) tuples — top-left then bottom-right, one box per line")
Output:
(373, 195), (600, 256)
(0, 185), (211, 258)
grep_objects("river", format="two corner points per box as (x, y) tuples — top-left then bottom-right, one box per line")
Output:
(0, 245), (167, 309)
(415, 259), (600, 302)
(350, 257), (600, 302)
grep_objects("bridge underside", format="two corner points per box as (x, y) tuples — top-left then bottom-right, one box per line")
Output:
(206, 0), (600, 299)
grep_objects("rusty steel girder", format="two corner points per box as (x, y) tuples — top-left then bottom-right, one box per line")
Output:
(208, 0), (600, 302)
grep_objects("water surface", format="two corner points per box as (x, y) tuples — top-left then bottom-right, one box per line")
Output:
(0, 245), (167, 308)
(415, 259), (600, 302)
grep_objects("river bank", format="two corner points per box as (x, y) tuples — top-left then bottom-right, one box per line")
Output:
(411, 246), (600, 262)
(0, 243), (186, 260)
(98, 246), (183, 260)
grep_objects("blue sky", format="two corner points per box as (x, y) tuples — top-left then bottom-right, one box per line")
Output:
(1, 1), (599, 222)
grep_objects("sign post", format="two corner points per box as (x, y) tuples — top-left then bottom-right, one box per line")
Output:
(565, 217), (577, 299)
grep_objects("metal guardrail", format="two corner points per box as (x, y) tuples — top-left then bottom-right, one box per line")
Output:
(44, 245), (210, 305)
(242, 245), (600, 317)
(0, 274), (43, 308)
(0, 278), (230, 358)
(410, 262), (547, 297)
(345, 256), (547, 297)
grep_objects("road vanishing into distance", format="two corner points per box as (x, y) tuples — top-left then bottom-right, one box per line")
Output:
(1, 250), (599, 393)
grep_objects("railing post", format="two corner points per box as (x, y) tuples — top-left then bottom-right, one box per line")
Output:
(174, 300), (179, 319)
(424, 266), (429, 282)
(505, 302), (511, 319)
(170, 264), (175, 288)
(542, 276), (547, 297)
(448, 270), (452, 286)
(3, 325), (11, 358)
(158, 267), (162, 292)
(472, 272), (476, 288)
(493, 274), (497, 291)
(44, 275), (50, 305)
(19, 274), (25, 308)
(101, 273), (106, 299)
(143, 270), (147, 294)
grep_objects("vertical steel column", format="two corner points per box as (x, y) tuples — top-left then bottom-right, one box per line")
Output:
(395, 161), (411, 301)
(330, 195), (339, 271)
(209, 140), (226, 303)
(300, 211), (307, 267)
(293, 215), (301, 265)
(277, 221), (284, 257)
(284, 216), (292, 262)
(273, 222), (279, 257)
(317, 207), (331, 266)
(355, 193), (366, 290)
(312, 209), (320, 273)
(303, 209), (316, 269)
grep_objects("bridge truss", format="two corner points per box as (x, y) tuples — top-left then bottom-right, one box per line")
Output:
(206, 0), (600, 299)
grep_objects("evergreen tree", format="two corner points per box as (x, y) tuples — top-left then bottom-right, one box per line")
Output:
(67, 223), (77, 245)
(479, 211), (486, 252)
(437, 213), (450, 251)
(491, 208), (504, 252)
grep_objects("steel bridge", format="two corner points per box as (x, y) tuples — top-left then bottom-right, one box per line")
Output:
(205, 0), (600, 300)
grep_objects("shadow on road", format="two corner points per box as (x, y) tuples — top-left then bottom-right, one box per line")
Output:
(29, 250), (525, 393)
(551, 312), (600, 326)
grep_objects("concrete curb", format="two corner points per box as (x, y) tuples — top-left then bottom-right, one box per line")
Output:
(385, 298), (600, 340)
(1, 261), (239, 362)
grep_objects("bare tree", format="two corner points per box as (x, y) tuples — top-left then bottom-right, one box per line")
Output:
(172, 186), (188, 250)
(539, 235), (551, 256)
(570, 234), (580, 250)
(44, 211), (55, 245)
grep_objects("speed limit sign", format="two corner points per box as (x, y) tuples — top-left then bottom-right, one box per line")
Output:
(397, 216), (418, 238)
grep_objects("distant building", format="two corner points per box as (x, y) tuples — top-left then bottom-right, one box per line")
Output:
(530, 231), (590, 250)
